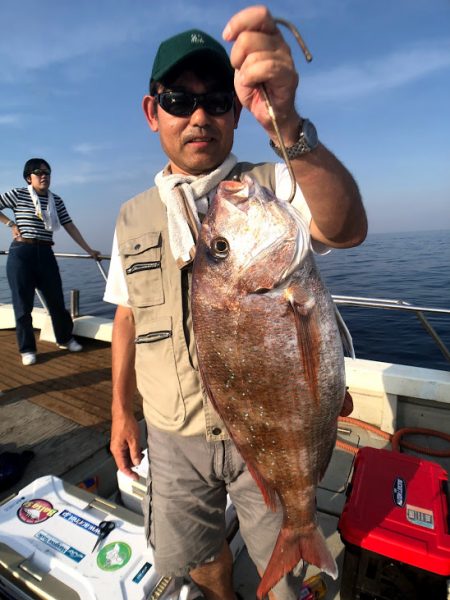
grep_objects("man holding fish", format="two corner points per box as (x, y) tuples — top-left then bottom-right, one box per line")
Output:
(104, 5), (367, 600)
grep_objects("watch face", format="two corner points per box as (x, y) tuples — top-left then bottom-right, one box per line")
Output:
(303, 119), (318, 149)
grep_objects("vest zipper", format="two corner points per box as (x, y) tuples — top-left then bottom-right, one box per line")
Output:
(135, 331), (172, 344)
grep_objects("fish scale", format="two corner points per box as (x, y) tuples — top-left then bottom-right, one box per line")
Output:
(192, 175), (346, 599)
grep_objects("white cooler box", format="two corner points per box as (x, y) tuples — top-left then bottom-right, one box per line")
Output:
(117, 451), (245, 559)
(0, 475), (194, 600)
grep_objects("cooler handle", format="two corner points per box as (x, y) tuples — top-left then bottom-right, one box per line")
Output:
(0, 543), (81, 600)
(17, 560), (81, 599)
(442, 479), (450, 534)
(132, 482), (146, 499)
(19, 560), (43, 581)
(85, 495), (144, 526)
(87, 496), (117, 513)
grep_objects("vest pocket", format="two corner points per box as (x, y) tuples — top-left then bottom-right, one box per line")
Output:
(120, 231), (164, 307)
(134, 316), (186, 427)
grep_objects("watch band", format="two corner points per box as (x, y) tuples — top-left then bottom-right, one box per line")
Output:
(270, 118), (318, 160)
(270, 136), (312, 160)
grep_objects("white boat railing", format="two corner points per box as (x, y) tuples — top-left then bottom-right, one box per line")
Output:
(1, 251), (450, 364)
(0, 249), (109, 280)
(43, 251), (110, 282)
(333, 295), (450, 364)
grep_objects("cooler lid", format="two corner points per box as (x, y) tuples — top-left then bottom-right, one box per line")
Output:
(0, 475), (162, 599)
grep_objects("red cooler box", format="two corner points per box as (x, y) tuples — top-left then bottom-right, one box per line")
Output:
(338, 447), (450, 600)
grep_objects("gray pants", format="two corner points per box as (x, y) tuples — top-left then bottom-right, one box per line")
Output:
(144, 426), (303, 599)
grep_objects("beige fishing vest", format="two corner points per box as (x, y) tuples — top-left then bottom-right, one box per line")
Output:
(116, 162), (276, 440)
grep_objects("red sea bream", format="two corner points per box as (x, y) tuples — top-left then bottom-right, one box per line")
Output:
(191, 176), (347, 598)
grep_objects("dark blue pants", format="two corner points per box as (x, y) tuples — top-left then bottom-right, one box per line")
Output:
(6, 241), (73, 354)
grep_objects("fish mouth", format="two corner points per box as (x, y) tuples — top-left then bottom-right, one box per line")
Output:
(218, 179), (251, 203)
(211, 175), (311, 291)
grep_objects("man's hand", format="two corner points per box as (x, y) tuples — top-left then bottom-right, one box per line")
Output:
(110, 411), (143, 481)
(223, 5), (300, 144)
(110, 305), (140, 479)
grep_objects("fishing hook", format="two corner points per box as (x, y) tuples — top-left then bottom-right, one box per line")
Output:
(261, 18), (313, 204)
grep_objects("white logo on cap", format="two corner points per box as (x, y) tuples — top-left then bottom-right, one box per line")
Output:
(191, 33), (205, 44)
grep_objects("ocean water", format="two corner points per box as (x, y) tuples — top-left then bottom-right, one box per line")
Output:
(0, 229), (449, 370)
(315, 229), (450, 371)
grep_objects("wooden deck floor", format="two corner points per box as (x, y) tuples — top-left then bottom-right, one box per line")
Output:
(0, 329), (143, 501)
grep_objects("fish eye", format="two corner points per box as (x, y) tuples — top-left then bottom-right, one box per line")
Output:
(210, 236), (230, 259)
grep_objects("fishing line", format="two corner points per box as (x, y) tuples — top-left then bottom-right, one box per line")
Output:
(261, 18), (313, 204)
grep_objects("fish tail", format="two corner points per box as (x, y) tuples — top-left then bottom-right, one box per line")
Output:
(256, 526), (337, 599)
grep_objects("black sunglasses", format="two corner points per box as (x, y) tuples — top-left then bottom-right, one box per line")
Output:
(154, 91), (234, 117)
(31, 169), (51, 176)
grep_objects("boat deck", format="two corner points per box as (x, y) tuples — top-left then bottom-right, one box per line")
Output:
(0, 329), (143, 503)
(1, 309), (449, 598)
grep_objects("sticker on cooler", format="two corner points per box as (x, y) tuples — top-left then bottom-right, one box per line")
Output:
(132, 561), (152, 584)
(392, 476), (407, 507)
(97, 541), (132, 571)
(406, 504), (435, 529)
(34, 529), (86, 563)
(17, 499), (58, 524)
(59, 509), (102, 536)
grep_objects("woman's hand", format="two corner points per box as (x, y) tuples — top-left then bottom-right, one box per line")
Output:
(11, 224), (22, 240)
(88, 248), (102, 260)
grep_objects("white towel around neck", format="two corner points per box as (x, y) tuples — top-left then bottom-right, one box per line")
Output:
(28, 185), (60, 232)
(155, 153), (238, 268)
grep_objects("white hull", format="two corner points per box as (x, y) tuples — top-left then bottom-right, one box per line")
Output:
(0, 302), (113, 342)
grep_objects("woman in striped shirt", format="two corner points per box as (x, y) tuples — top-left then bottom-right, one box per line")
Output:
(0, 158), (101, 366)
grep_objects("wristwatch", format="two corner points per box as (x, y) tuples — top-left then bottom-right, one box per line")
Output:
(270, 118), (319, 159)
(6, 220), (15, 227)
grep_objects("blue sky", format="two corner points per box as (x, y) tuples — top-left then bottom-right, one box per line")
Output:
(0, 0), (449, 253)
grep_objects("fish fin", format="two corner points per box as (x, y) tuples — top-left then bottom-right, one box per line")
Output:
(334, 305), (355, 358)
(246, 462), (278, 512)
(287, 289), (320, 403)
(196, 348), (222, 417)
(257, 526), (337, 600)
(340, 388), (354, 417)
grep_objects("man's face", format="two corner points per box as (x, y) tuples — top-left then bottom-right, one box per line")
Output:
(143, 70), (239, 176)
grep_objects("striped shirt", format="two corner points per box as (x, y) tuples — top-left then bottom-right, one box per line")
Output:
(0, 187), (72, 242)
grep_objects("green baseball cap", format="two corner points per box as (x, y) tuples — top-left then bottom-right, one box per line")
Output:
(150, 29), (234, 89)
